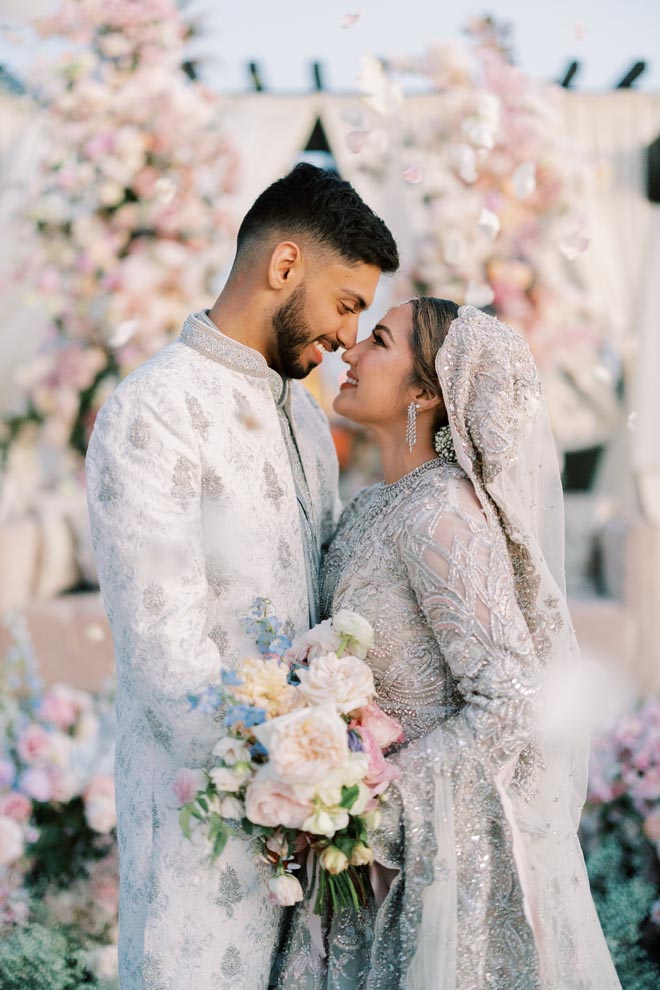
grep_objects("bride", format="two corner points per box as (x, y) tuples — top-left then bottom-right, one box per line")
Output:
(275, 299), (621, 989)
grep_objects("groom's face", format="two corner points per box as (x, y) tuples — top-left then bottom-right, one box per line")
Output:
(271, 260), (380, 379)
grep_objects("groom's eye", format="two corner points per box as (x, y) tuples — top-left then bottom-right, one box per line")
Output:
(340, 303), (357, 315)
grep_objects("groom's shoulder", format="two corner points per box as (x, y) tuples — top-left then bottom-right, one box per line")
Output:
(290, 381), (329, 428)
(102, 341), (198, 409)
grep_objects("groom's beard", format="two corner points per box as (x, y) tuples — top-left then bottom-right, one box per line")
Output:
(272, 285), (317, 379)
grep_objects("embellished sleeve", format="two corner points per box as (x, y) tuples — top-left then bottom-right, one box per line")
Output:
(397, 478), (540, 775)
(86, 377), (221, 761)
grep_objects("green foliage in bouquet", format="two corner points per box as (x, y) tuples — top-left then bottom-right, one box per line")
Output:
(0, 922), (93, 990)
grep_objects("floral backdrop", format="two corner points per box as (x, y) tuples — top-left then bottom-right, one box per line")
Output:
(1, 0), (238, 503)
(344, 17), (619, 451)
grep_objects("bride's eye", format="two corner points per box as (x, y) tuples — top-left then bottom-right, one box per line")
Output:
(372, 330), (385, 346)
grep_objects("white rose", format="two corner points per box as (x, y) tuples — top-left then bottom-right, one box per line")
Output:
(84, 775), (116, 835)
(319, 845), (349, 874)
(212, 737), (252, 766)
(297, 654), (375, 715)
(0, 815), (24, 866)
(360, 807), (382, 830)
(219, 795), (245, 820)
(313, 755), (369, 808)
(267, 872), (304, 906)
(299, 619), (342, 659)
(303, 806), (349, 837)
(332, 611), (375, 659)
(350, 841), (375, 867)
(210, 765), (251, 793)
(253, 703), (348, 788)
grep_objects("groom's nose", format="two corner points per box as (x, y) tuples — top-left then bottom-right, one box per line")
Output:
(336, 317), (359, 351)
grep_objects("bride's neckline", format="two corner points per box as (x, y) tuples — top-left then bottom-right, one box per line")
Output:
(380, 457), (443, 494)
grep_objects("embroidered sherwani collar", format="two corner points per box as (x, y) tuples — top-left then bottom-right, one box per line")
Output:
(180, 312), (291, 406)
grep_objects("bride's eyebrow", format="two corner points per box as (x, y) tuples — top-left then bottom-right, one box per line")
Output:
(374, 323), (394, 342)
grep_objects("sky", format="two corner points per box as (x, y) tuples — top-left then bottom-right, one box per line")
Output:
(195, 0), (660, 93)
(0, 0), (658, 92)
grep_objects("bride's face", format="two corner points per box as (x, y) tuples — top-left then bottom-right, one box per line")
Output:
(333, 303), (417, 429)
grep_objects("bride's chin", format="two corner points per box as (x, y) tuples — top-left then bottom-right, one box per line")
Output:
(332, 392), (360, 421)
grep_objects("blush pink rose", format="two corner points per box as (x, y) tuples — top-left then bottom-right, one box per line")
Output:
(360, 729), (400, 796)
(17, 725), (51, 766)
(18, 768), (52, 803)
(0, 816), (24, 866)
(39, 686), (81, 731)
(0, 792), (32, 823)
(172, 768), (207, 807)
(355, 704), (404, 749)
(245, 768), (313, 829)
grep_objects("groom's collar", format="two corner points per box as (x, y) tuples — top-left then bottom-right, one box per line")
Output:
(180, 311), (289, 406)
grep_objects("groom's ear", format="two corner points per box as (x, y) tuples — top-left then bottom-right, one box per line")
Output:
(267, 240), (303, 290)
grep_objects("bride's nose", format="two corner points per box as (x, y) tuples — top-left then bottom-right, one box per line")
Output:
(341, 345), (357, 367)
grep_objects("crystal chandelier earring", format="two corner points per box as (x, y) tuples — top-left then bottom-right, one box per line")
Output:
(406, 402), (420, 453)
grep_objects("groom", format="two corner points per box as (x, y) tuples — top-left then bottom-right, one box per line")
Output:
(86, 163), (398, 990)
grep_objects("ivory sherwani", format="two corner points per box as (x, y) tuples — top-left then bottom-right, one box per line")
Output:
(86, 312), (341, 990)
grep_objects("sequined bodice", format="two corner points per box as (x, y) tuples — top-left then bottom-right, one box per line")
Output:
(322, 459), (464, 742)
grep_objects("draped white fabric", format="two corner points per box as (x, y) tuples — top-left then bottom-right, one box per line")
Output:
(221, 93), (321, 225)
(560, 92), (660, 516)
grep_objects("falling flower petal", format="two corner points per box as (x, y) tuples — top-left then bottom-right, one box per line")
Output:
(559, 227), (590, 260)
(341, 11), (362, 29)
(465, 281), (495, 308)
(107, 320), (138, 349)
(478, 207), (500, 240)
(592, 365), (614, 385)
(627, 411), (637, 432)
(346, 130), (369, 154)
(512, 162), (536, 200)
(403, 164), (423, 184)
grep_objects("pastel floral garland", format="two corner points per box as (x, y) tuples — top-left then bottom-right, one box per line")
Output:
(2, 0), (238, 486)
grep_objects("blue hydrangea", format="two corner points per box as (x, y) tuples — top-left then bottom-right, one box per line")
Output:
(224, 705), (266, 728)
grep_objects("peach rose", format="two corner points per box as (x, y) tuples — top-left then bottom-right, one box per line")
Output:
(244, 767), (313, 829)
(253, 703), (349, 788)
(232, 657), (299, 716)
(297, 655), (375, 716)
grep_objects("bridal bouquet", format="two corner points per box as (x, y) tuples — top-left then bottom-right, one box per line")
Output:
(175, 599), (404, 909)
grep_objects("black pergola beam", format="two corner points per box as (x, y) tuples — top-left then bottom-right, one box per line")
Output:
(248, 61), (265, 92)
(616, 61), (646, 88)
(312, 62), (324, 92)
(560, 61), (580, 88)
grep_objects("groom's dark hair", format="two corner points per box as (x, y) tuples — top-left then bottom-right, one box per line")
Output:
(236, 163), (399, 272)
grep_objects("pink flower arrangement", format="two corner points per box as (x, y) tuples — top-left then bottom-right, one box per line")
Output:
(3, 0), (238, 502)
(349, 18), (616, 449)
(587, 697), (660, 859)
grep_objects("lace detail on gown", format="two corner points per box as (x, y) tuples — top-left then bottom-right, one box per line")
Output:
(277, 460), (542, 989)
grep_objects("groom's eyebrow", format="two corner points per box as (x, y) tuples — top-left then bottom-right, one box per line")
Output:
(341, 289), (368, 310)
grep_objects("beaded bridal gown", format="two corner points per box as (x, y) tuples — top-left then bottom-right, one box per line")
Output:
(275, 306), (621, 990)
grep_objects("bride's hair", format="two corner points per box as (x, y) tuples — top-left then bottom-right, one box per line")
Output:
(409, 297), (459, 429)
